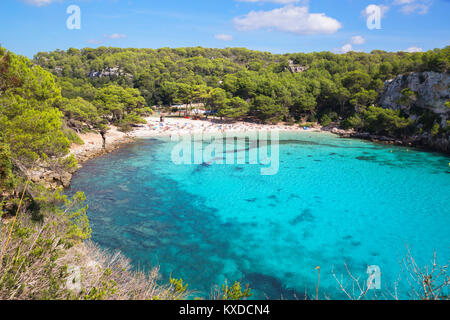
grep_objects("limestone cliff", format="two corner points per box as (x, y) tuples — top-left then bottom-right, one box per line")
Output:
(379, 71), (449, 153)
(380, 72), (449, 124)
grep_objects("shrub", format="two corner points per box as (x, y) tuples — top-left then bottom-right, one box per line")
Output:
(212, 281), (253, 300)
(117, 113), (146, 132)
(0, 187), (91, 299)
(361, 106), (413, 136)
(308, 114), (318, 123)
(320, 114), (332, 127)
(62, 126), (84, 145)
(60, 154), (78, 171)
(431, 123), (440, 137)
(0, 142), (15, 191)
(342, 114), (363, 130)
(58, 97), (100, 126)
(418, 111), (441, 132)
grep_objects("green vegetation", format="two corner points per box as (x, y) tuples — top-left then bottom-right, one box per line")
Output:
(360, 106), (414, 136)
(0, 185), (90, 299)
(219, 281), (253, 301)
(32, 46), (449, 140)
(58, 97), (100, 129)
(0, 142), (15, 192)
(1, 44), (449, 300)
(0, 48), (70, 166)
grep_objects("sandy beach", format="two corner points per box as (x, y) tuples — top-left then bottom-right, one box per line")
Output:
(132, 117), (321, 137)
(70, 117), (322, 162)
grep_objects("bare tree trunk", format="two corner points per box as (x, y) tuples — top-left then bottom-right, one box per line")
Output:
(100, 130), (107, 149)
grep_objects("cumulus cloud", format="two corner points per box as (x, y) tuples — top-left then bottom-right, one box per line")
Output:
(335, 35), (366, 54)
(360, 1), (431, 17)
(393, 0), (432, 15)
(23, 0), (60, 6)
(338, 44), (354, 54)
(215, 34), (234, 41)
(233, 5), (342, 35)
(105, 33), (127, 39)
(404, 46), (423, 52)
(350, 35), (365, 45)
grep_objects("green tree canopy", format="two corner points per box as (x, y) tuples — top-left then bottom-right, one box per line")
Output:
(94, 84), (148, 121)
(0, 48), (70, 166)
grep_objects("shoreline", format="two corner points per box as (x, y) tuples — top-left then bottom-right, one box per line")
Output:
(70, 125), (136, 164)
(70, 117), (325, 164)
(65, 116), (449, 189)
(70, 116), (450, 166)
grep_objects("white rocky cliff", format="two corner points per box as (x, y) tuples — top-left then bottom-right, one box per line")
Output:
(379, 71), (449, 152)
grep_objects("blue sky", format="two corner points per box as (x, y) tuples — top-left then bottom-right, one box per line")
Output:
(1, 0), (449, 57)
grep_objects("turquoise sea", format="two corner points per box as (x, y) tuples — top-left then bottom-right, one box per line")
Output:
(69, 131), (450, 299)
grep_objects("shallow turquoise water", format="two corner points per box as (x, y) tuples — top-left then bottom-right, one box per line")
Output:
(69, 131), (450, 299)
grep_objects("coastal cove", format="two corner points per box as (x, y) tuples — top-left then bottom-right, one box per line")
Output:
(68, 128), (450, 300)
(2, 1), (450, 303)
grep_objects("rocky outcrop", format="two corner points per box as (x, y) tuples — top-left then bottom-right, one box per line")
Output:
(5, 157), (77, 191)
(378, 71), (449, 153)
(379, 71), (449, 127)
(328, 127), (356, 137)
(8, 128), (135, 191)
(87, 67), (133, 79)
(28, 165), (78, 189)
(286, 60), (309, 74)
(344, 131), (449, 153)
(73, 138), (133, 164)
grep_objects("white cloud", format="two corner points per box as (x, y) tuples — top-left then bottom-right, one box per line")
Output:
(404, 46), (423, 52)
(360, 1), (431, 17)
(338, 44), (353, 54)
(87, 39), (104, 45)
(335, 35), (366, 54)
(88, 34), (126, 44)
(215, 34), (234, 41)
(393, 0), (432, 15)
(361, 4), (390, 19)
(233, 5), (342, 35)
(350, 35), (365, 45)
(23, 0), (60, 6)
(105, 33), (127, 39)
(400, 4), (430, 14)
